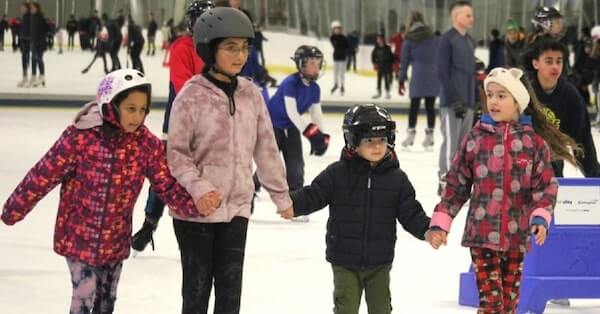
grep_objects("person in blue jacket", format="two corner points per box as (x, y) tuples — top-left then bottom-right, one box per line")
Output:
(264, 45), (330, 222)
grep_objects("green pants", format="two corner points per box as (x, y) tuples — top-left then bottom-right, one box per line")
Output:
(331, 263), (392, 314)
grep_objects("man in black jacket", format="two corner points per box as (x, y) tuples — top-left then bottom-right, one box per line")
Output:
(285, 104), (438, 314)
(525, 38), (600, 177)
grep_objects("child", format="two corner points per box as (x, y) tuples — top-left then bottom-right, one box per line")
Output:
(283, 104), (435, 313)
(1, 69), (207, 314)
(265, 45), (329, 222)
(428, 67), (580, 313)
(131, 0), (213, 254)
(371, 33), (394, 99)
(167, 7), (293, 313)
(330, 20), (348, 95)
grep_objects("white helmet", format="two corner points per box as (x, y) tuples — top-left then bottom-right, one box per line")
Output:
(592, 25), (600, 40)
(96, 69), (151, 115)
(331, 20), (341, 29)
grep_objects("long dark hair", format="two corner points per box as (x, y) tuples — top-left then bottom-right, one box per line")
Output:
(520, 76), (581, 166)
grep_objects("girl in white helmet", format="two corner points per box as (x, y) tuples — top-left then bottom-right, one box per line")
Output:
(1, 69), (206, 314)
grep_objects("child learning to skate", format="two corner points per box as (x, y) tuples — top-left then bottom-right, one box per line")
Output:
(281, 104), (437, 313)
(1, 69), (208, 314)
(428, 67), (580, 313)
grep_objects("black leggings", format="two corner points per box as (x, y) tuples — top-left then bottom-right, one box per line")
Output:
(408, 97), (436, 129)
(173, 217), (249, 314)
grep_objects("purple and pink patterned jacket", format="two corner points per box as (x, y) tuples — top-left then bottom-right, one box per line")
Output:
(430, 115), (558, 252)
(1, 102), (201, 266)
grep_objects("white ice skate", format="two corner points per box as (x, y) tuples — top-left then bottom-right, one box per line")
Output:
(422, 128), (434, 151)
(401, 128), (416, 151)
(291, 215), (310, 222)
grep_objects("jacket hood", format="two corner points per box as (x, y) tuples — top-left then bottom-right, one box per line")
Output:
(405, 23), (434, 42)
(73, 100), (146, 133)
(74, 101), (104, 129)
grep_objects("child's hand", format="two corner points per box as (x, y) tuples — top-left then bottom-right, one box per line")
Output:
(195, 190), (222, 216)
(531, 224), (548, 245)
(425, 230), (448, 249)
(279, 206), (294, 219)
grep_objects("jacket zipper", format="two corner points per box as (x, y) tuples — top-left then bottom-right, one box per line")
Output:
(500, 126), (510, 249)
(361, 171), (373, 270)
(95, 137), (117, 264)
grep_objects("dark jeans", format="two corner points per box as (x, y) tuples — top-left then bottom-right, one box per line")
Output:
(130, 44), (144, 73)
(274, 127), (304, 191)
(346, 52), (356, 71)
(376, 69), (392, 93)
(31, 44), (45, 76)
(109, 44), (121, 71)
(68, 32), (75, 49)
(408, 97), (436, 129)
(147, 36), (155, 55)
(173, 217), (249, 314)
(20, 40), (30, 76)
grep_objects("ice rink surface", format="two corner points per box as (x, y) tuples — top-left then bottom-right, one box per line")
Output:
(1, 107), (600, 313)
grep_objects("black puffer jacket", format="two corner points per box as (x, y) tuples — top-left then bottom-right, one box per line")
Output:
(291, 148), (430, 271)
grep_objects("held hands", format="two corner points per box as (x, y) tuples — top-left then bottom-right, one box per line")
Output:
(303, 123), (330, 156)
(195, 190), (222, 216)
(425, 229), (448, 250)
(279, 206), (294, 219)
(531, 224), (548, 246)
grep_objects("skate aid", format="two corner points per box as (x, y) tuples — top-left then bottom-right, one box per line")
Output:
(459, 178), (600, 313)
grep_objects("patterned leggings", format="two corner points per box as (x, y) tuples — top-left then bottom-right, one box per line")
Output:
(66, 258), (123, 314)
(470, 248), (524, 314)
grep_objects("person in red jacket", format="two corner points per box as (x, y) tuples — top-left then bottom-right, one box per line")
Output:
(427, 67), (580, 313)
(131, 0), (213, 253)
(1, 69), (208, 314)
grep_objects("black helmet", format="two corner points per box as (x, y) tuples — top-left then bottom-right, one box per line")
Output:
(292, 45), (324, 81)
(186, 0), (215, 33)
(193, 7), (255, 68)
(531, 6), (563, 34)
(342, 104), (396, 149)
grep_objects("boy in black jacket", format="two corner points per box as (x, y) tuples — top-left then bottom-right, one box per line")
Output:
(524, 38), (600, 177)
(284, 104), (440, 314)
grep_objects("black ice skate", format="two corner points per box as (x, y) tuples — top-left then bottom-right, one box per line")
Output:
(131, 216), (158, 254)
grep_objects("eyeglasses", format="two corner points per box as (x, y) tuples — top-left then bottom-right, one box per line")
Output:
(218, 45), (251, 56)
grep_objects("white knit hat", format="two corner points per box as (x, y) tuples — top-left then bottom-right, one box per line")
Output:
(484, 67), (530, 113)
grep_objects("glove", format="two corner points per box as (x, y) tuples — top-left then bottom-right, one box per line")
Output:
(451, 102), (467, 119)
(303, 123), (330, 156)
(398, 81), (406, 96)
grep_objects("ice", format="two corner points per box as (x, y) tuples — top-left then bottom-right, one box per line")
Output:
(1, 107), (600, 313)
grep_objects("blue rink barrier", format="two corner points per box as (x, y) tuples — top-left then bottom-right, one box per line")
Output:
(458, 178), (600, 313)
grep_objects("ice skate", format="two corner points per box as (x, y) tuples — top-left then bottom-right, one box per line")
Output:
(330, 84), (338, 94)
(422, 128), (434, 150)
(32, 75), (45, 87)
(16, 76), (28, 88)
(291, 215), (310, 222)
(385, 91), (391, 99)
(131, 216), (158, 254)
(401, 128), (416, 149)
(340, 86), (345, 96)
(371, 91), (381, 99)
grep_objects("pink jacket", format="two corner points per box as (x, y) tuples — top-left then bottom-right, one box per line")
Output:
(167, 74), (292, 223)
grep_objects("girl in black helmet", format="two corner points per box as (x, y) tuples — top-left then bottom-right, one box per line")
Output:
(166, 7), (294, 313)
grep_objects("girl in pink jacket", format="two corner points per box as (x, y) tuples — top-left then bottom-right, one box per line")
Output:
(2, 69), (205, 314)
(166, 7), (293, 313)
(427, 68), (580, 313)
